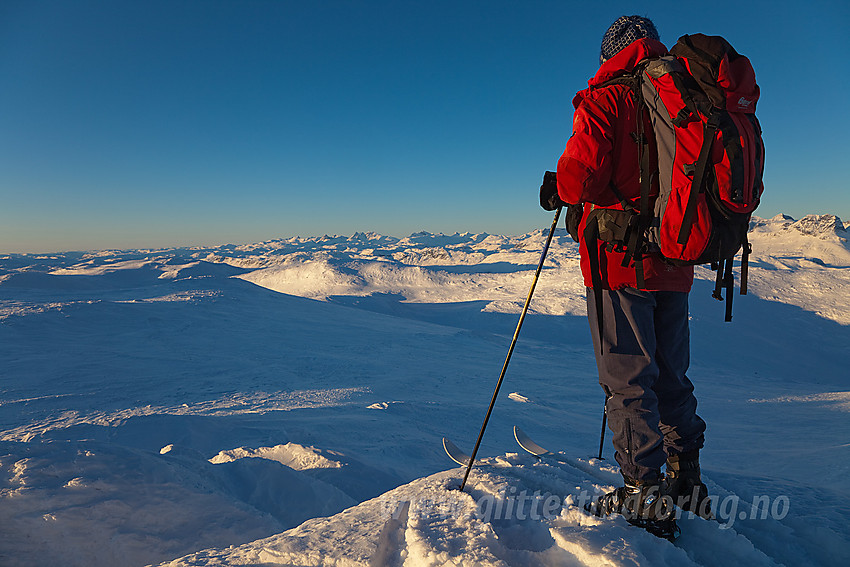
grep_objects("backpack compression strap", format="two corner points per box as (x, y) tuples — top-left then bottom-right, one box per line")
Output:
(711, 258), (735, 322)
(678, 112), (720, 245)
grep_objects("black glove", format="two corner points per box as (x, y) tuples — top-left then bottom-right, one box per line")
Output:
(565, 202), (583, 242)
(539, 170), (566, 211)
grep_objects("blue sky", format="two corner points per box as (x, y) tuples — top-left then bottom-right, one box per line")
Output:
(1, 0), (848, 253)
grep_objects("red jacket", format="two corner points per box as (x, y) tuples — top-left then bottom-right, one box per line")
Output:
(557, 39), (693, 292)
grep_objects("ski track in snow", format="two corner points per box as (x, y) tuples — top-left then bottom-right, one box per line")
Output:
(1, 215), (849, 566)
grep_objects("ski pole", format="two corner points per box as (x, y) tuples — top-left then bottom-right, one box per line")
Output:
(597, 394), (609, 460)
(459, 207), (562, 491)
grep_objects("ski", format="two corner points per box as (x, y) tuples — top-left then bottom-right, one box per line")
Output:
(513, 426), (617, 483)
(513, 425), (553, 457)
(442, 437), (471, 467)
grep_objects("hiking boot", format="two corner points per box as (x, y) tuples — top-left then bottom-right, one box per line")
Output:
(584, 475), (679, 540)
(665, 450), (713, 519)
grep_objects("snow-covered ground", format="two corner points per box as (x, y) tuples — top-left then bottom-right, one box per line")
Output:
(1, 214), (848, 566)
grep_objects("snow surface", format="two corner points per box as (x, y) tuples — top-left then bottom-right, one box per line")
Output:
(1, 214), (848, 566)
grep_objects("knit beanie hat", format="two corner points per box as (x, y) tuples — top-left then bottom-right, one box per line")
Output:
(600, 15), (659, 63)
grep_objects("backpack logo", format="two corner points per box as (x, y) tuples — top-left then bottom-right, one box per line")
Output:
(737, 96), (753, 109)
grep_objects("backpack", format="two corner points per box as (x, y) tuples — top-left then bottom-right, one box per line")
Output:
(586, 34), (764, 324)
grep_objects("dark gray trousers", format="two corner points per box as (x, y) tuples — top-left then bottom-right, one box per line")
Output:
(587, 287), (706, 482)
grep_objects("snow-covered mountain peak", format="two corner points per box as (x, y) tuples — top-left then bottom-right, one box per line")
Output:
(791, 214), (847, 237)
(350, 231), (391, 242)
(771, 213), (795, 222)
(752, 213), (847, 239)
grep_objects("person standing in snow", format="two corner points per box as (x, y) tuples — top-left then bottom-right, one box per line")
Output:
(541, 15), (711, 537)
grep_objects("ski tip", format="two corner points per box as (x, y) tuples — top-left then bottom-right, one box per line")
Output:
(512, 425), (522, 444)
(442, 437), (472, 467)
(513, 426), (550, 457)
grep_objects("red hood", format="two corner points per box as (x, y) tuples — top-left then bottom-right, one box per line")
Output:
(573, 38), (668, 108)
